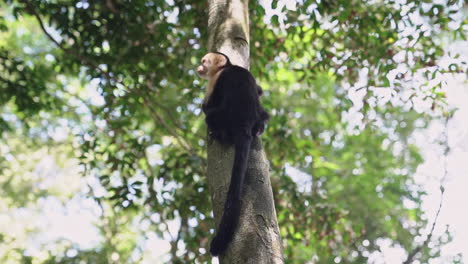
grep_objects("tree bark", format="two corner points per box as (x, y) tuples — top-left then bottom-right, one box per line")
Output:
(206, 1), (283, 263)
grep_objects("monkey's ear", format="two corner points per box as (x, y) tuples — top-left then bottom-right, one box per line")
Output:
(215, 55), (228, 67)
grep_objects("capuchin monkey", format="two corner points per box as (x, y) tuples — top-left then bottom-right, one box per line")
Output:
(197, 52), (269, 256)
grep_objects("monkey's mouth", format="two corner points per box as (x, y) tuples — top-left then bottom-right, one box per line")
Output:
(197, 65), (207, 76)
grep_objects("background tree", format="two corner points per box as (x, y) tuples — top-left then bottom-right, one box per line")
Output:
(0, 0), (466, 263)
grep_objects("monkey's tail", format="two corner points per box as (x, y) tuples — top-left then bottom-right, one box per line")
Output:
(210, 133), (252, 256)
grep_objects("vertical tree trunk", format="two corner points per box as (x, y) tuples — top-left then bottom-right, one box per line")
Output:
(206, 1), (283, 263)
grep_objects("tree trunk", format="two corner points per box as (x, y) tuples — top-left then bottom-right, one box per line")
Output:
(206, 1), (283, 263)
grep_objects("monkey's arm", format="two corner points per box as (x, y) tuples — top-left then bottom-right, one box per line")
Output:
(202, 77), (231, 142)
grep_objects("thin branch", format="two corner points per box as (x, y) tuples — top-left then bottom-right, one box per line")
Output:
(105, 0), (119, 14)
(141, 95), (195, 154)
(23, 0), (117, 82)
(143, 79), (186, 132)
(25, 0), (199, 156)
(143, 80), (207, 142)
(403, 114), (450, 264)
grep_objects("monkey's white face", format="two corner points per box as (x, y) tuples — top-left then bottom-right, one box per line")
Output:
(197, 53), (227, 80)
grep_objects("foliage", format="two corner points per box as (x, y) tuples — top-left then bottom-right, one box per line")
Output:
(0, 0), (466, 263)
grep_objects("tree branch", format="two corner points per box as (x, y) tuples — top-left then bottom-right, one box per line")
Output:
(25, 0), (198, 156)
(403, 114), (451, 264)
(140, 94), (195, 155)
(23, 0), (116, 81)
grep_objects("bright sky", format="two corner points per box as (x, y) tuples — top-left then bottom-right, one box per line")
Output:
(413, 40), (468, 263)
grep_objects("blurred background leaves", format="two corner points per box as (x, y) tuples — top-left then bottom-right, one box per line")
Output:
(0, 0), (466, 263)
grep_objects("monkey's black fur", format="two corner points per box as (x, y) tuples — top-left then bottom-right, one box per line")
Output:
(202, 52), (269, 256)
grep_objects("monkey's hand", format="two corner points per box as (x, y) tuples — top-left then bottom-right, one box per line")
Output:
(209, 130), (230, 144)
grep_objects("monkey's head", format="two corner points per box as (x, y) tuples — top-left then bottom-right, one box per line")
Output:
(197, 52), (231, 80)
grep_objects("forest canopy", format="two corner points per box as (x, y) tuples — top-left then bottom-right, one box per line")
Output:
(0, 0), (466, 263)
